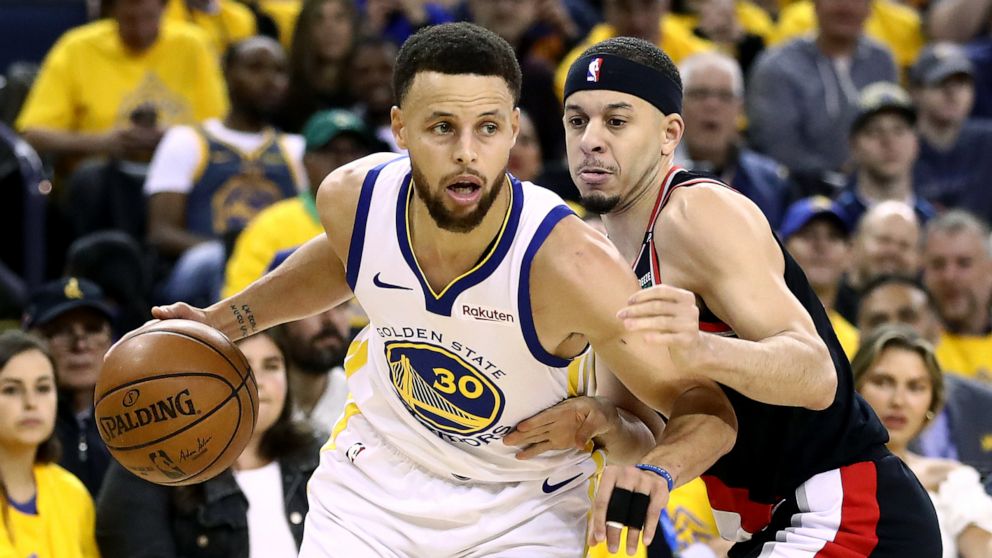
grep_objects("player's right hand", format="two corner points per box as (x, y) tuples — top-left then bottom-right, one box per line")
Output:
(151, 302), (208, 323)
(589, 464), (671, 556)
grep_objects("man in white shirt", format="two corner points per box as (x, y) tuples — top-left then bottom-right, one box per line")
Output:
(275, 306), (353, 433)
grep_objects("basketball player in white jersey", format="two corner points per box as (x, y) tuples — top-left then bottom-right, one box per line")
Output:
(152, 23), (737, 557)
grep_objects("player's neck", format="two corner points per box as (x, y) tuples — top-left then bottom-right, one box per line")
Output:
(0, 445), (37, 502)
(601, 161), (672, 263)
(288, 366), (329, 416)
(408, 178), (512, 292)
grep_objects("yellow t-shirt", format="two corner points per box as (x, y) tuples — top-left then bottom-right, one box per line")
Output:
(556, 19), (714, 101)
(165, 0), (257, 55)
(222, 193), (323, 298)
(587, 478), (719, 557)
(0, 463), (100, 558)
(16, 19), (227, 135)
(772, 0), (923, 69)
(936, 332), (992, 383)
(259, 0), (303, 50)
(828, 309), (860, 362)
(667, 1), (777, 43)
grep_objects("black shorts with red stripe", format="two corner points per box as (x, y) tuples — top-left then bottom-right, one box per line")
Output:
(726, 452), (941, 557)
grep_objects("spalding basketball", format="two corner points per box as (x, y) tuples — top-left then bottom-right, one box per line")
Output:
(95, 319), (258, 486)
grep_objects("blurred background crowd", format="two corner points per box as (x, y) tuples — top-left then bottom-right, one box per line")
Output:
(1, 0), (991, 557)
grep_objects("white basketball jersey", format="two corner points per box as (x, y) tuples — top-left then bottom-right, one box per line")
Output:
(338, 157), (598, 483)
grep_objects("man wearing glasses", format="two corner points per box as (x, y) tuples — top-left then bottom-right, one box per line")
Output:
(24, 276), (115, 496)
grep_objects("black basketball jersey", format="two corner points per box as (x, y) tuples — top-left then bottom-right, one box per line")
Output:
(632, 167), (888, 539)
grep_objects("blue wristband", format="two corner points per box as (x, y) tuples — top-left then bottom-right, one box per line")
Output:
(635, 464), (675, 492)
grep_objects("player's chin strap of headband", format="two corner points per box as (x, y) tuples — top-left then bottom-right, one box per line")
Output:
(564, 53), (683, 116)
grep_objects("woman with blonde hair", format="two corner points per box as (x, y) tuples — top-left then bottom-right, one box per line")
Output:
(0, 330), (99, 558)
(852, 325), (992, 558)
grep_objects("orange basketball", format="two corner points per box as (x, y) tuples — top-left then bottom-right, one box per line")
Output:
(94, 319), (258, 486)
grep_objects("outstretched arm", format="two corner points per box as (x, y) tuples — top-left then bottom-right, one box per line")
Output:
(152, 153), (397, 339)
(628, 185), (837, 410)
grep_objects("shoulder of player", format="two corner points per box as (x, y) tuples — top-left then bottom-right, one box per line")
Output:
(315, 152), (398, 210)
(531, 215), (629, 295)
(655, 182), (768, 252)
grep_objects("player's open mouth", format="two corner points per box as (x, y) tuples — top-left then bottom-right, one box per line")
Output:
(446, 181), (482, 204)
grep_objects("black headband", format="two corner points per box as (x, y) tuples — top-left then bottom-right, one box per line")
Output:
(564, 53), (682, 115)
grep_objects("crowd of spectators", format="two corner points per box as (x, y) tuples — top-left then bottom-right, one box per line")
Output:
(2, 0), (992, 557)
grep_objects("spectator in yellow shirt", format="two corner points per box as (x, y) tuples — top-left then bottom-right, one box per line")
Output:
(922, 210), (992, 382)
(164, 0), (257, 55)
(16, 0), (227, 162)
(223, 109), (377, 298)
(555, 0), (712, 100)
(0, 331), (99, 558)
(772, 0), (923, 70)
(780, 196), (861, 360)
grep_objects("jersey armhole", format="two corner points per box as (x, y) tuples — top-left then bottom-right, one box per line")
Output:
(344, 161), (394, 291)
(516, 204), (577, 368)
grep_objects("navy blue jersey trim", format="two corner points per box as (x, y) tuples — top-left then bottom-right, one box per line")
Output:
(345, 158), (402, 290)
(396, 174), (523, 316)
(517, 204), (575, 368)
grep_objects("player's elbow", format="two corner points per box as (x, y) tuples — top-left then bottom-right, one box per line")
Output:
(804, 341), (837, 411)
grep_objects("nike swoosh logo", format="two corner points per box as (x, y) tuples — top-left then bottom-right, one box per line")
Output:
(373, 272), (412, 291)
(542, 473), (583, 494)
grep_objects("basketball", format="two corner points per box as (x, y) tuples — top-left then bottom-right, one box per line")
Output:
(94, 319), (258, 486)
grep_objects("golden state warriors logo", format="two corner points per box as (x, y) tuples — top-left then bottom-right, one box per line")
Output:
(385, 341), (504, 436)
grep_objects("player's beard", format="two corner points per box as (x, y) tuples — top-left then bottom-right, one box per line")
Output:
(580, 192), (622, 214)
(411, 165), (505, 233)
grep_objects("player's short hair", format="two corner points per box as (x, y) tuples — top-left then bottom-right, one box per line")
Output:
(393, 22), (522, 106)
(579, 36), (683, 92)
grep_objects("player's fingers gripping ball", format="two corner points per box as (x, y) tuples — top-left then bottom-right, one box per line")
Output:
(94, 319), (258, 485)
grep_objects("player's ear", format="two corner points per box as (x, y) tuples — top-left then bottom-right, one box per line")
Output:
(391, 106), (407, 150)
(660, 113), (684, 157)
(510, 107), (521, 146)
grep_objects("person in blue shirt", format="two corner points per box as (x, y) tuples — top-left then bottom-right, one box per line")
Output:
(911, 42), (992, 225)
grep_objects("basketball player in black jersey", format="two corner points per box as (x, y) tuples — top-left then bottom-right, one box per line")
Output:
(560, 38), (942, 557)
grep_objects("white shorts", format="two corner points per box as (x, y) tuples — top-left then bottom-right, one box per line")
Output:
(299, 413), (601, 558)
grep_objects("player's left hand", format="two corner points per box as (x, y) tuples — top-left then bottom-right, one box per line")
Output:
(618, 284), (702, 365)
(503, 396), (616, 459)
(590, 464), (672, 555)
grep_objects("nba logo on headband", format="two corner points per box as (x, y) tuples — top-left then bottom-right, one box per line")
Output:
(587, 57), (603, 82)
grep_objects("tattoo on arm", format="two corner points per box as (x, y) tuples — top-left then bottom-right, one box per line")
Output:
(230, 304), (257, 338)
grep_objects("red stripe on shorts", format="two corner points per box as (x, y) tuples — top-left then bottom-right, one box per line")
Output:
(814, 461), (881, 557)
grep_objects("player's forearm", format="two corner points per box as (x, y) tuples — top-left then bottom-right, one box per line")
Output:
(928, 0), (992, 41)
(203, 234), (352, 340)
(593, 403), (660, 465)
(695, 331), (837, 411)
(640, 384), (737, 487)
